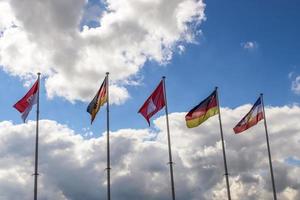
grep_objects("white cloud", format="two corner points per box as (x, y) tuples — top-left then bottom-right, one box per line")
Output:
(177, 44), (185, 54)
(0, 1), (17, 31)
(0, 105), (300, 199)
(0, 0), (206, 103)
(288, 72), (294, 79)
(291, 76), (300, 95)
(241, 41), (258, 50)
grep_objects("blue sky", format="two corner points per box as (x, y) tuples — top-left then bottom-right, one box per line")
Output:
(1, 0), (299, 136)
(1, 1), (300, 199)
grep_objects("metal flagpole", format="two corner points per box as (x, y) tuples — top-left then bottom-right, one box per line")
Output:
(261, 93), (277, 200)
(106, 72), (111, 200)
(162, 76), (176, 200)
(215, 87), (231, 200)
(34, 72), (41, 200)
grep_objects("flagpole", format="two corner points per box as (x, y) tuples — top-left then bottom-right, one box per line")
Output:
(106, 72), (111, 200)
(33, 72), (41, 200)
(162, 76), (176, 200)
(261, 93), (277, 200)
(215, 87), (231, 200)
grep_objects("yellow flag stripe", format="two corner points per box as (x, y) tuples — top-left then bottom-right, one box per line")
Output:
(186, 107), (218, 128)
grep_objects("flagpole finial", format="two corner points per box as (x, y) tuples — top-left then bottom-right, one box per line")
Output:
(106, 72), (109, 75)
(260, 93), (264, 99)
(162, 76), (166, 79)
(37, 72), (41, 76)
(215, 86), (218, 91)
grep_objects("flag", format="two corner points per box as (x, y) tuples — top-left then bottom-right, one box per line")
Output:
(233, 96), (264, 134)
(138, 80), (165, 125)
(185, 90), (219, 128)
(13, 79), (39, 122)
(87, 77), (108, 124)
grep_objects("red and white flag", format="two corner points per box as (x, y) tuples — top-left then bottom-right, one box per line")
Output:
(13, 80), (39, 122)
(138, 80), (165, 125)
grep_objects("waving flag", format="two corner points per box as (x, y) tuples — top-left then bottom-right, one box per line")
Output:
(138, 80), (165, 125)
(233, 96), (264, 134)
(87, 77), (108, 124)
(185, 89), (219, 128)
(13, 79), (39, 122)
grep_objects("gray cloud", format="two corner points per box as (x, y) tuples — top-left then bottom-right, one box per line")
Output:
(0, 106), (299, 199)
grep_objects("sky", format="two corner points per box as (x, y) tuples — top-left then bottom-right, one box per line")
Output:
(0, 0), (300, 200)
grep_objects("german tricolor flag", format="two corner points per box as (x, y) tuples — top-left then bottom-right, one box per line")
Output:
(185, 90), (219, 128)
(87, 76), (108, 124)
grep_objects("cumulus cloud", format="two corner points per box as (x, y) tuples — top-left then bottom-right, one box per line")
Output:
(0, 105), (300, 199)
(241, 41), (258, 50)
(0, 0), (206, 103)
(291, 76), (300, 95)
(0, 1), (17, 31)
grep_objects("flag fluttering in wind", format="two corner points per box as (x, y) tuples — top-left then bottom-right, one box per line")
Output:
(138, 80), (165, 125)
(233, 96), (264, 134)
(185, 88), (232, 199)
(233, 94), (277, 199)
(13, 73), (41, 200)
(185, 90), (219, 128)
(138, 77), (176, 200)
(13, 79), (39, 122)
(87, 73), (111, 200)
(87, 76), (108, 124)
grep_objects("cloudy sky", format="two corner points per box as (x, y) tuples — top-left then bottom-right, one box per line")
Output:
(0, 0), (300, 199)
